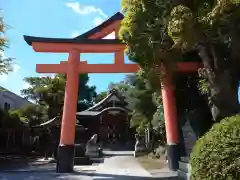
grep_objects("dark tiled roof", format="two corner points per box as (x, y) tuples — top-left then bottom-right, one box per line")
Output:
(76, 107), (129, 116)
(83, 89), (127, 112)
(32, 117), (86, 130)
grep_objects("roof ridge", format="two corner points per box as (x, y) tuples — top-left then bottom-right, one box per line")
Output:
(0, 86), (33, 104)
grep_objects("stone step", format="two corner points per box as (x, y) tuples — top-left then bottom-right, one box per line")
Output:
(178, 169), (190, 180)
(180, 156), (190, 162)
(74, 157), (91, 165)
(179, 161), (191, 173)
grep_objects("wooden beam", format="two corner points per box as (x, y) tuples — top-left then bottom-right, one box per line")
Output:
(36, 64), (67, 73)
(36, 62), (139, 74)
(80, 64), (139, 73)
(177, 62), (203, 72)
(114, 51), (124, 65)
(32, 42), (125, 53)
(36, 62), (201, 74)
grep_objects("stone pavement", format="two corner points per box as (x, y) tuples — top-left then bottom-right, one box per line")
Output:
(0, 155), (178, 180)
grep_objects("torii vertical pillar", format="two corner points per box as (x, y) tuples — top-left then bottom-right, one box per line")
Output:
(162, 71), (179, 171)
(57, 49), (79, 173)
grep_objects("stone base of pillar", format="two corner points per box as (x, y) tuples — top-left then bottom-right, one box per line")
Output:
(167, 144), (180, 171)
(56, 145), (75, 173)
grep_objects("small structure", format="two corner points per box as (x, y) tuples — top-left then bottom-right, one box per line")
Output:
(76, 89), (134, 145)
(0, 109), (31, 155)
(0, 86), (32, 111)
(32, 117), (87, 158)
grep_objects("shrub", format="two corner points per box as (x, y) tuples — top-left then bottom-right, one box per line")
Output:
(190, 115), (240, 180)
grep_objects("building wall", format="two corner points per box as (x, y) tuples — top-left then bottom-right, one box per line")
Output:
(0, 87), (32, 110)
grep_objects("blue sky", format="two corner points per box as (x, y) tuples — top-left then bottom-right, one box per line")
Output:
(0, 0), (131, 95)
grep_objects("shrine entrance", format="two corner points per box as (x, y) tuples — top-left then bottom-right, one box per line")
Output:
(76, 89), (133, 146)
(24, 12), (202, 173)
(99, 109), (129, 144)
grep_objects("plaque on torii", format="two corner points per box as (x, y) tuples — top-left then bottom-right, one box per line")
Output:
(24, 12), (202, 173)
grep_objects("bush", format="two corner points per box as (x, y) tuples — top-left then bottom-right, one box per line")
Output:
(190, 115), (240, 180)
(0, 108), (26, 129)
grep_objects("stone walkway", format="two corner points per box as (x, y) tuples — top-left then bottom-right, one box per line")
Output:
(77, 156), (152, 177)
(0, 155), (177, 180)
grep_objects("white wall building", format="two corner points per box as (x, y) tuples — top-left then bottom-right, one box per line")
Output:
(0, 86), (32, 111)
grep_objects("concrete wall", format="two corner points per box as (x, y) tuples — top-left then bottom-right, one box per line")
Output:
(0, 87), (32, 110)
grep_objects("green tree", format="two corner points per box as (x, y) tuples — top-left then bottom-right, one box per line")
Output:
(95, 91), (108, 103)
(120, 0), (240, 121)
(21, 74), (65, 119)
(0, 15), (13, 76)
(77, 74), (97, 111)
(109, 74), (162, 145)
(10, 104), (48, 126)
(127, 74), (157, 142)
(21, 74), (96, 121)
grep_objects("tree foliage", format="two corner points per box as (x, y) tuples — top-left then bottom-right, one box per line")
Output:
(0, 14), (13, 75)
(10, 104), (48, 126)
(0, 108), (26, 129)
(105, 74), (165, 143)
(20, 74), (96, 124)
(95, 91), (108, 103)
(120, 0), (240, 121)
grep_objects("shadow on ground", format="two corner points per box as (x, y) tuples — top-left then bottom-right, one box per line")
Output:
(74, 171), (178, 180)
(0, 170), (177, 180)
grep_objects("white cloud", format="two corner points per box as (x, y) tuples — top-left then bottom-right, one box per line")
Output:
(71, 31), (81, 38)
(22, 82), (31, 89)
(66, 2), (107, 18)
(93, 17), (104, 26)
(0, 53), (21, 82)
(0, 74), (7, 83)
(0, 51), (6, 59)
(103, 32), (115, 39)
(39, 74), (55, 79)
(93, 18), (116, 39)
(0, 51), (20, 73)
(13, 64), (20, 73)
(50, 74), (55, 79)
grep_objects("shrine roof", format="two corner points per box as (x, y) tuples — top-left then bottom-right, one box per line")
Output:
(33, 117), (87, 130)
(76, 107), (129, 116)
(23, 12), (124, 46)
(85, 89), (127, 111)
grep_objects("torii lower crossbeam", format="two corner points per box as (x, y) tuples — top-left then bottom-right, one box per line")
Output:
(36, 61), (139, 73)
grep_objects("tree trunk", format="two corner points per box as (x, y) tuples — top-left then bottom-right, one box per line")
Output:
(197, 43), (239, 121)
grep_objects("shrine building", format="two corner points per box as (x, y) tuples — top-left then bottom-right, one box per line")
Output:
(76, 89), (135, 146)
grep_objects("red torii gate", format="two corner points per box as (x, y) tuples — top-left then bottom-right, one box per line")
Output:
(24, 12), (201, 173)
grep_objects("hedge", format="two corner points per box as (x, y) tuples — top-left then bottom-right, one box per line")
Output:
(0, 108), (27, 129)
(190, 115), (240, 180)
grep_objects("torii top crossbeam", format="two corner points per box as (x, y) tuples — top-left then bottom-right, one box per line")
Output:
(24, 12), (139, 74)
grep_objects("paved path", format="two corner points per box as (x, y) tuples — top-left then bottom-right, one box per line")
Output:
(0, 154), (177, 180)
